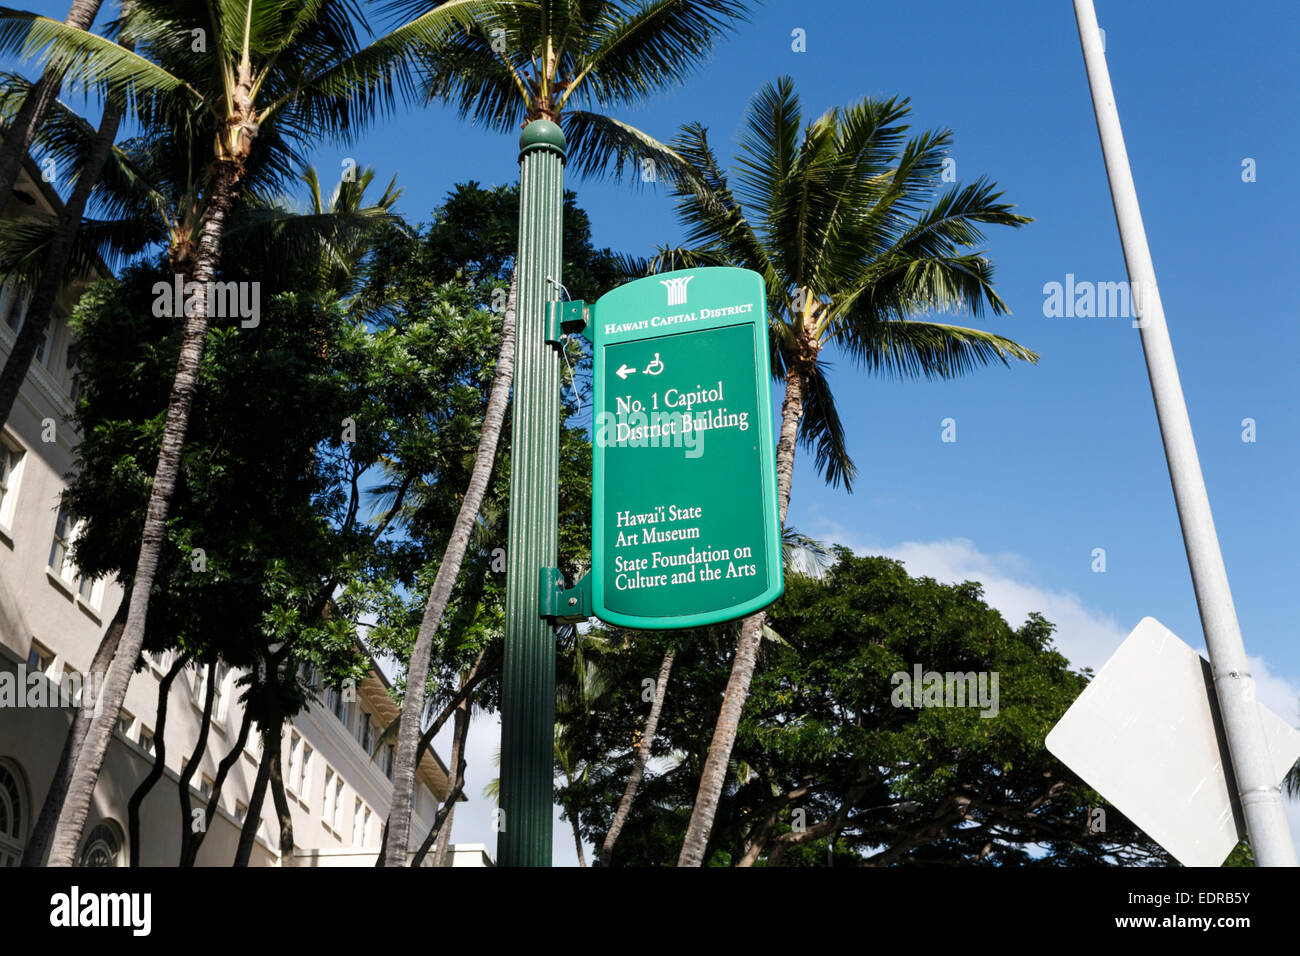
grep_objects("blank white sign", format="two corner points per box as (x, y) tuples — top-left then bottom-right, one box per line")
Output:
(1046, 616), (1300, 867)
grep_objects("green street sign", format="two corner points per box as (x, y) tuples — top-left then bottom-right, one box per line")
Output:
(589, 267), (783, 629)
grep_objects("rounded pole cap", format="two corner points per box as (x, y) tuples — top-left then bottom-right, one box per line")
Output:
(519, 119), (566, 159)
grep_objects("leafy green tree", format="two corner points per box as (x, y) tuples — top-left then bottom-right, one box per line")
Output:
(374, 0), (753, 864)
(20, 165), (398, 865)
(54, 261), (364, 861)
(636, 77), (1038, 864)
(562, 551), (1169, 867)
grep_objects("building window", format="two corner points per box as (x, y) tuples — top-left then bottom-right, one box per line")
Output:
(192, 663), (207, 706)
(299, 663), (320, 693)
(299, 743), (312, 798)
(331, 777), (343, 831)
(352, 800), (372, 848)
(235, 802), (248, 826)
(212, 663), (229, 724)
(322, 768), (335, 824)
(198, 775), (214, 804)
(66, 339), (83, 403)
(382, 744), (395, 782)
(139, 728), (155, 757)
(287, 731), (302, 795)
(4, 293), (48, 367)
(61, 666), (84, 707)
(48, 506), (78, 581)
(47, 507), (99, 605)
(331, 688), (347, 723)
(0, 436), (23, 527)
(26, 643), (51, 676)
(78, 820), (124, 867)
(0, 761), (26, 866)
(117, 711), (134, 740)
(359, 708), (373, 755)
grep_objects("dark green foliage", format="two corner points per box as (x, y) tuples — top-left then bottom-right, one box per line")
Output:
(557, 551), (1171, 867)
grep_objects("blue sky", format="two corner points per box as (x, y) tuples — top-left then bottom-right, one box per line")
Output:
(13, 0), (1300, 863)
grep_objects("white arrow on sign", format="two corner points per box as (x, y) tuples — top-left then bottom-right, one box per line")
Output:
(615, 364), (636, 380)
(1046, 617), (1300, 867)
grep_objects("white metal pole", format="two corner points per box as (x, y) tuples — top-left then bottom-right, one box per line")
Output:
(1071, 0), (1296, 866)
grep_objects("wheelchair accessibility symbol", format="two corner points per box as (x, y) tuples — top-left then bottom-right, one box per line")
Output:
(643, 353), (664, 376)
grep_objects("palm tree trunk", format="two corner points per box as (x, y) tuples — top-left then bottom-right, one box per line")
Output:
(570, 808), (586, 867)
(127, 651), (187, 865)
(0, 0), (102, 210)
(46, 159), (244, 866)
(0, 28), (126, 427)
(20, 596), (125, 865)
(430, 675), (472, 867)
(599, 646), (675, 866)
(677, 359), (808, 867)
(384, 271), (516, 866)
(375, 647), (494, 865)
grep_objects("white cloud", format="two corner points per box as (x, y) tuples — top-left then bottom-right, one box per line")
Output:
(874, 537), (1129, 673)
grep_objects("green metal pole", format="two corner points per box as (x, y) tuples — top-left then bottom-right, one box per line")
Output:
(498, 119), (565, 867)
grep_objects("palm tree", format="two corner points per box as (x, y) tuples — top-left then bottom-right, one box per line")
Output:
(378, 0), (752, 866)
(644, 77), (1038, 866)
(0, 0), (102, 210)
(0, 0), (494, 866)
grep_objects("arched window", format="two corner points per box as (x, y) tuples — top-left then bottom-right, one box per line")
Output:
(79, 820), (124, 867)
(0, 760), (27, 866)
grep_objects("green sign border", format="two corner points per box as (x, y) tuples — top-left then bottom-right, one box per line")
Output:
(590, 266), (784, 630)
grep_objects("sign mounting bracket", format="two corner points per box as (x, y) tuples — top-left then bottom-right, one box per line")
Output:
(544, 300), (594, 346)
(538, 567), (592, 623)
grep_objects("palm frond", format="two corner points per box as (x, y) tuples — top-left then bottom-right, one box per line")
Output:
(560, 108), (689, 184)
(796, 356), (856, 490)
(838, 318), (1038, 380)
(273, 0), (516, 133)
(567, 0), (750, 110)
(0, 11), (197, 115)
(781, 525), (835, 578)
